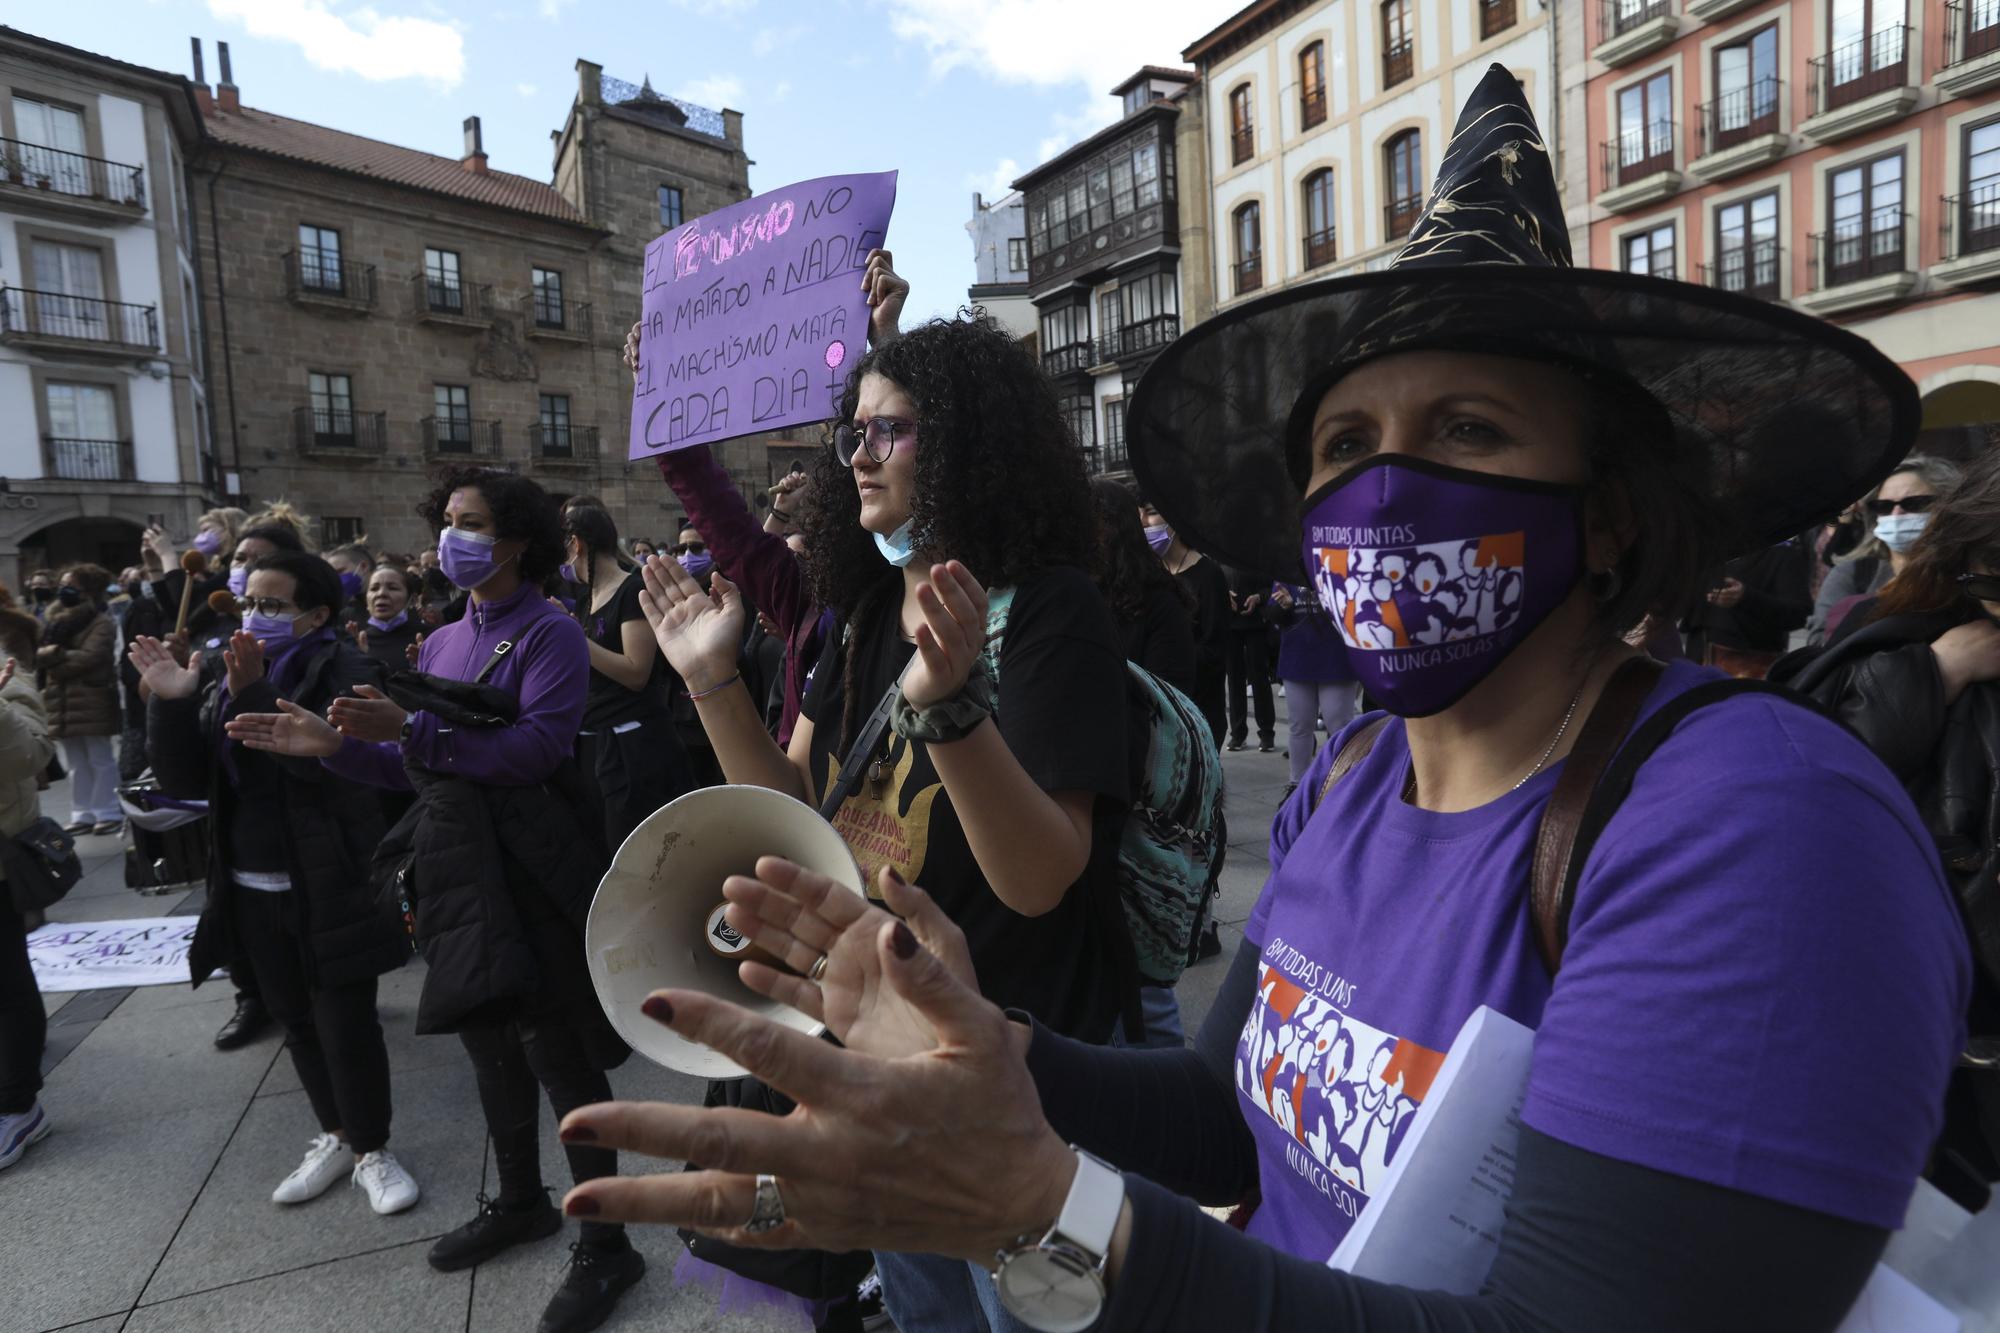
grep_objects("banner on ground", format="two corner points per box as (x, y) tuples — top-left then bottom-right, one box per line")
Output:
(28, 917), (200, 991)
(628, 170), (898, 460)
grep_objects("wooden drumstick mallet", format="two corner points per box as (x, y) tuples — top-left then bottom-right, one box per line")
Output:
(208, 590), (240, 618)
(172, 549), (206, 636)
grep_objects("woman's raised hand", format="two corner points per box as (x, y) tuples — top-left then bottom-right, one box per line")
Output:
(127, 635), (201, 701)
(624, 320), (642, 380)
(222, 630), (265, 697)
(637, 555), (743, 695)
(555, 918), (1071, 1264)
(223, 699), (342, 758)
(720, 858), (977, 1059)
(902, 561), (991, 712)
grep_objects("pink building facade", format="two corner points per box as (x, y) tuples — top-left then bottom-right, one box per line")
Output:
(1575, 0), (2000, 452)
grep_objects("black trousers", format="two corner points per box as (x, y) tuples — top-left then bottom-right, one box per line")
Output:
(1225, 630), (1276, 744)
(577, 714), (695, 854)
(1191, 654), (1227, 749)
(234, 888), (393, 1153)
(0, 901), (43, 1115)
(458, 1018), (623, 1246)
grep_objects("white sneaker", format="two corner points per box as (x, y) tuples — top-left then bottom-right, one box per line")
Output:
(352, 1149), (420, 1215)
(272, 1132), (349, 1204)
(0, 1102), (51, 1169)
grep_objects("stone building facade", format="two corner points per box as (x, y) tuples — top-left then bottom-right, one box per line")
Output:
(190, 52), (804, 557)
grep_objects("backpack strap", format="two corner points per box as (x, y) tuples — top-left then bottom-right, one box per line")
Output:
(1528, 657), (1666, 974)
(1312, 715), (1393, 812)
(1533, 674), (1809, 973)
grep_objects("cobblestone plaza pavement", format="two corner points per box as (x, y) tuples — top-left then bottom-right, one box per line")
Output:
(2, 728), (1301, 1333)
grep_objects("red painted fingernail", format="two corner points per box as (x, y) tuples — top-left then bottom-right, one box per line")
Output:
(884, 867), (906, 890)
(561, 1123), (597, 1143)
(891, 923), (918, 960)
(641, 996), (675, 1025)
(566, 1196), (600, 1217)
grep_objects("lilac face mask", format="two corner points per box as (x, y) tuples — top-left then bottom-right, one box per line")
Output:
(1301, 456), (1585, 718)
(1144, 524), (1173, 556)
(227, 565), (249, 598)
(193, 529), (224, 557)
(678, 550), (714, 579)
(438, 527), (512, 591)
(242, 610), (302, 644)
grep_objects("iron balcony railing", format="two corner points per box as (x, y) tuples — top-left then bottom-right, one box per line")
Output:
(0, 136), (144, 207)
(1698, 79), (1782, 154)
(1119, 315), (1180, 358)
(1382, 38), (1414, 88)
(1301, 87), (1327, 129)
(414, 274), (491, 320)
(292, 406), (388, 454)
(1701, 241), (1784, 300)
(1810, 210), (1910, 289)
(1604, 124), (1677, 189)
(1043, 343), (1094, 377)
(285, 251), (376, 305)
(1385, 197), (1424, 242)
(421, 416), (503, 457)
(1604, 0), (1673, 39)
(1810, 27), (1911, 113)
(1230, 125), (1255, 165)
(528, 293), (593, 336)
(1234, 255), (1263, 296)
(0, 287), (157, 347)
(531, 422), (598, 461)
(1304, 227), (1339, 270)
(1945, 0), (2000, 65)
(1943, 186), (2000, 261)
(46, 437), (126, 482)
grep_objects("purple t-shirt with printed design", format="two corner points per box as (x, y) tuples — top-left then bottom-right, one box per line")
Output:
(1235, 659), (1969, 1265)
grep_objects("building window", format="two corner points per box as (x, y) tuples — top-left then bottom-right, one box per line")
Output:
(1103, 398), (1128, 468)
(1120, 270), (1180, 354)
(322, 516), (366, 547)
(659, 185), (684, 228)
(531, 267), (565, 329)
(1098, 289), (1123, 361)
(1480, 0), (1518, 39)
(1385, 130), (1424, 240)
(1825, 0), (1908, 108)
(539, 393), (573, 453)
(1715, 192), (1780, 297)
(1610, 0), (1673, 37)
(297, 224), (343, 294)
(1710, 27), (1780, 153)
(1007, 237), (1028, 272)
(424, 248), (462, 313)
(1300, 43), (1328, 130)
(1825, 152), (1904, 285)
(27, 239), (107, 340)
(1614, 73), (1675, 186)
(1060, 392), (1096, 451)
(1961, 0), (2000, 60)
(1960, 120), (2000, 257)
(433, 384), (472, 448)
(1621, 223), (1676, 278)
(1041, 304), (1092, 376)
(308, 372), (354, 443)
(1233, 202), (1264, 295)
(1230, 84), (1255, 165)
(1302, 169), (1337, 269)
(1382, 0), (1415, 88)
(11, 95), (89, 194)
(44, 381), (121, 481)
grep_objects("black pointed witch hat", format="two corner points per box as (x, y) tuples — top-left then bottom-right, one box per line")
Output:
(1127, 64), (1918, 583)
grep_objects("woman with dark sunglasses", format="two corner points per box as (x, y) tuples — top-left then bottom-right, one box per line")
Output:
(1777, 445), (2000, 1199)
(1808, 455), (1965, 645)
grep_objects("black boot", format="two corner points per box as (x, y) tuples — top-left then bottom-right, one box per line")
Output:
(427, 1191), (562, 1272)
(212, 996), (270, 1050)
(537, 1239), (645, 1333)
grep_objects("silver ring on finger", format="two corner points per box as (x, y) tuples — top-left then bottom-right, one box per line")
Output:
(807, 954), (829, 983)
(745, 1173), (786, 1234)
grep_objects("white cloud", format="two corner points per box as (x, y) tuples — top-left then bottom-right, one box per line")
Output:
(674, 74), (744, 109)
(752, 23), (810, 56)
(206, 0), (466, 87)
(1036, 98), (1116, 163)
(515, 82), (538, 97)
(882, 0), (1215, 93)
(772, 80), (792, 103)
(966, 156), (1022, 201)
(538, 0), (574, 16)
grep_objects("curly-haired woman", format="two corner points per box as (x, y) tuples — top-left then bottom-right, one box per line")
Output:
(224, 468), (646, 1333)
(640, 312), (1134, 1332)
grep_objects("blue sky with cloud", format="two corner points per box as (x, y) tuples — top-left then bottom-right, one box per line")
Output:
(29, 0), (1229, 322)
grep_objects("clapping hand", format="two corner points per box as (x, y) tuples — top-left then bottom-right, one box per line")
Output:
(224, 700), (342, 758)
(222, 631), (265, 697)
(327, 684), (407, 743)
(637, 555), (743, 694)
(128, 635), (201, 701)
(901, 561), (990, 712)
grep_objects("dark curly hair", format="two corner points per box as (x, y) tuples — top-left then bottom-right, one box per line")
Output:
(418, 467), (565, 585)
(797, 312), (1097, 748)
(1090, 477), (1193, 626)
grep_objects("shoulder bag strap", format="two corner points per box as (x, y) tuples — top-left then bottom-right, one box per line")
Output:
(472, 639), (514, 686)
(816, 677), (903, 822)
(1528, 657), (1665, 974)
(1312, 715), (1393, 812)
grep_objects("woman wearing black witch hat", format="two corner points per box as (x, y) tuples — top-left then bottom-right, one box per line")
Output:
(551, 68), (1970, 1332)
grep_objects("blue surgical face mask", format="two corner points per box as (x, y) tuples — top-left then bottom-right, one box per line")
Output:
(874, 518), (918, 568)
(559, 561), (580, 585)
(1144, 524), (1172, 556)
(338, 571), (364, 600)
(1874, 512), (1930, 554)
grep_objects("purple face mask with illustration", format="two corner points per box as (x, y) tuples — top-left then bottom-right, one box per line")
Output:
(1300, 456), (1585, 718)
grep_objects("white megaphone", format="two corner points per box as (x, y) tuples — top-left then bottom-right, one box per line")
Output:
(585, 784), (864, 1079)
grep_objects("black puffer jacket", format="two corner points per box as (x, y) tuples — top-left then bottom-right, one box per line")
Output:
(373, 759), (627, 1071)
(150, 638), (409, 991)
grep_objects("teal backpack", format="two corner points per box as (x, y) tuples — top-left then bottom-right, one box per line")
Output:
(984, 587), (1227, 985)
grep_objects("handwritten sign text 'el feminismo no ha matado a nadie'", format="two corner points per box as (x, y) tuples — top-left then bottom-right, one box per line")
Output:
(628, 171), (899, 459)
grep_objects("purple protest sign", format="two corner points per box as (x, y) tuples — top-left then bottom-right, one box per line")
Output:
(628, 171), (898, 459)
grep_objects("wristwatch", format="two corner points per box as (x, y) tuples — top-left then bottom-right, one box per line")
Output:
(992, 1148), (1125, 1333)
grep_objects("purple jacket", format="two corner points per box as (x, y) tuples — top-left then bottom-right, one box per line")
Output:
(325, 582), (589, 790)
(657, 445), (823, 746)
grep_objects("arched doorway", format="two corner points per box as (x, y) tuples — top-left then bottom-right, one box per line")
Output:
(18, 515), (147, 580)
(1916, 376), (2000, 461)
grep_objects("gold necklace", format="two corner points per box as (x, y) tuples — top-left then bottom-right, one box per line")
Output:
(1402, 670), (1594, 803)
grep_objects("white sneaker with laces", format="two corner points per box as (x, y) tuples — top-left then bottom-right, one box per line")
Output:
(352, 1149), (420, 1215)
(272, 1133), (349, 1204)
